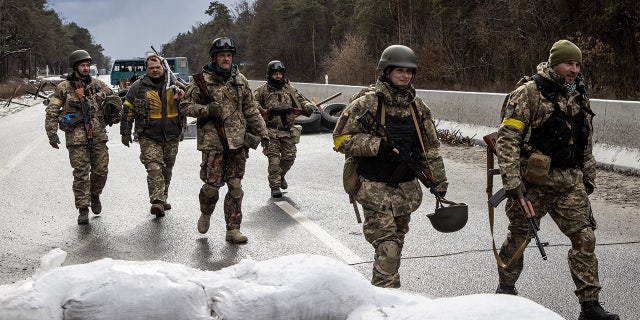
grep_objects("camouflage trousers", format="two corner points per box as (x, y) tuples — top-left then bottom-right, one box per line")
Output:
(199, 148), (246, 230)
(138, 137), (179, 203)
(67, 143), (109, 208)
(266, 133), (296, 187)
(498, 181), (601, 302)
(362, 206), (411, 288)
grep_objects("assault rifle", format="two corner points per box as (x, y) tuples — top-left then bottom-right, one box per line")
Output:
(356, 110), (441, 199)
(72, 82), (94, 162)
(484, 133), (548, 261)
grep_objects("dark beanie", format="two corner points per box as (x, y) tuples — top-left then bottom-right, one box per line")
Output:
(549, 40), (582, 66)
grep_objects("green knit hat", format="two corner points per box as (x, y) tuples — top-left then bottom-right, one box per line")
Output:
(549, 40), (582, 66)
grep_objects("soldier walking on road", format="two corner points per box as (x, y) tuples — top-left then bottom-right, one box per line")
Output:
(120, 54), (185, 217)
(45, 49), (121, 224)
(253, 60), (314, 198)
(494, 39), (619, 320)
(332, 45), (448, 288)
(179, 37), (269, 243)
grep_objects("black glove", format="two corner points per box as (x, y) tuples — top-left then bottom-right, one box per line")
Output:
(505, 182), (526, 200)
(121, 135), (132, 147)
(584, 182), (594, 195)
(377, 140), (395, 158)
(48, 134), (60, 149)
(260, 137), (269, 149)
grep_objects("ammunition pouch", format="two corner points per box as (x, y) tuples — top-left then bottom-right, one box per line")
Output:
(133, 98), (149, 133)
(523, 152), (551, 185)
(58, 113), (84, 132)
(290, 124), (302, 144)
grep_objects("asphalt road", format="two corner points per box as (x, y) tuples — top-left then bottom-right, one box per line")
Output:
(1, 100), (638, 320)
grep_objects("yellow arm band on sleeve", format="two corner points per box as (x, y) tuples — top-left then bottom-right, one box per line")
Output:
(49, 97), (62, 107)
(123, 100), (134, 108)
(501, 118), (525, 131)
(333, 134), (351, 151)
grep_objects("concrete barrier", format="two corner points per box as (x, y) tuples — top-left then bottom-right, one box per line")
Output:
(249, 81), (639, 172)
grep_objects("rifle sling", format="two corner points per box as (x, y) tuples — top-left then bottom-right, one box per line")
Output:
(485, 140), (530, 269)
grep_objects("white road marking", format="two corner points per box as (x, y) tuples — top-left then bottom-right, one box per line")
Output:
(0, 135), (45, 180)
(274, 200), (363, 265)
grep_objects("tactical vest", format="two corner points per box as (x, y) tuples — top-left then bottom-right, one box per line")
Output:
(527, 75), (593, 169)
(356, 97), (420, 184)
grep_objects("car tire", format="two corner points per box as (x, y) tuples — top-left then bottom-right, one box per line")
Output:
(294, 104), (323, 134)
(320, 103), (346, 131)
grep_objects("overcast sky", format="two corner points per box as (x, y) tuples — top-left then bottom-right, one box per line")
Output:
(47, 0), (238, 63)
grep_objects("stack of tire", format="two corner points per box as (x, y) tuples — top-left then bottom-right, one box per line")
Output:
(294, 103), (346, 134)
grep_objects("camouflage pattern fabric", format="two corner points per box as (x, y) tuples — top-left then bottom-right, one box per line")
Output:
(199, 148), (247, 230)
(333, 80), (448, 287)
(254, 82), (313, 187)
(179, 66), (268, 151)
(496, 62), (601, 302)
(68, 143), (109, 208)
(45, 76), (118, 210)
(138, 137), (180, 203)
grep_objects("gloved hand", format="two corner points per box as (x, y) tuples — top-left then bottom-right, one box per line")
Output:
(121, 134), (132, 147)
(584, 182), (594, 195)
(48, 134), (60, 149)
(505, 182), (526, 200)
(377, 140), (396, 158)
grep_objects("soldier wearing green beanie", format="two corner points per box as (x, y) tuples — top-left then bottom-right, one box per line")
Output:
(494, 39), (620, 320)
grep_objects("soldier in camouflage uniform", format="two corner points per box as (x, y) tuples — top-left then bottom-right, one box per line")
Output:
(120, 54), (185, 217)
(333, 45), (448, 288)
(253, 60), (314, 198)
(45, 50), (121, 224)
(495, 40), (619, 320)
(179, 37), (269, 243)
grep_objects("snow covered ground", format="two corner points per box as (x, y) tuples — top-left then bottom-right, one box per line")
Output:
(0, 249), (563, 320)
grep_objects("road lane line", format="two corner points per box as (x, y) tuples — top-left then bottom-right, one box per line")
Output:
(274, 200), (363, 265)
(0, 135), (45, 180)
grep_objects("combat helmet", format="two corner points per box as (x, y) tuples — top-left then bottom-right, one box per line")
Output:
(209, 37), (236, 58)
(377, 45), (417, 71)
(69, 50), (92, 69)
(266, 60), (286, 77)
(427, 198), (468, 233)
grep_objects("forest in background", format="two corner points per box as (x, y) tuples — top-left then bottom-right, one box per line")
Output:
(1, 0), (638, 100)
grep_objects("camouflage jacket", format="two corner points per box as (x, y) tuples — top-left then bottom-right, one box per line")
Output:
(253, 81), (313, 138)
(333, 80), (448, 215)
(179, 66), (268, 151)
(496, 62), (596, 192)
(45, 75), (120, 146)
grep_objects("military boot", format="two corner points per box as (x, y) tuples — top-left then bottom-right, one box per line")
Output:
(495, 284), (518, 295)
(225, 229), (248, 243)
(271, 186), (282, 198)
(150, 201), (165, 217)
(197, 213), (212, 234)
(77, 208), (89, 225)
(280, 175), (288, 189)
(90, 195), (102, 214)
(162, 202), (172, 210)
(578, 301), (620, 320)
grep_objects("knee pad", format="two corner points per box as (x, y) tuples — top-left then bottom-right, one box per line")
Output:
(569, 227), (596, 253)
(374, 241), (400, 275)
(227, 178), (244, 198)
(201, 184), (219, 198)
(146, 162), (162, 179)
